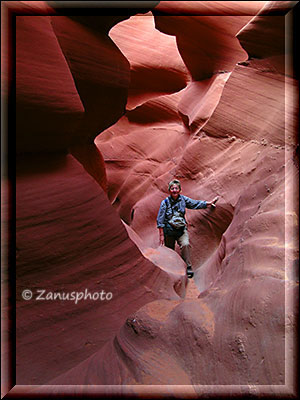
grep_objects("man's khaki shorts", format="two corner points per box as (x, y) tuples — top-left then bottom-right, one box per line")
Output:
(178, 229), (189, 247)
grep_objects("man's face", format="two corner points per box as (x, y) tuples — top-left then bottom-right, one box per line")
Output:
(169, 184), (180, 199)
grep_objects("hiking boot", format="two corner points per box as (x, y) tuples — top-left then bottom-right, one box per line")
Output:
(187, 265), (194, 279)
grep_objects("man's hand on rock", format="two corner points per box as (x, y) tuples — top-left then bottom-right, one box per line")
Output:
(207, 196), (219, 208)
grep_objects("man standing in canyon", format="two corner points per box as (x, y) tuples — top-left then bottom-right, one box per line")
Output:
(157, 179), (218, 278)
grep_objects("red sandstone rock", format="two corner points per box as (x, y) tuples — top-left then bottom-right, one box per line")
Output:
(50, 16), (130, 142)
(202, 65), (296, 146)
(15, 154), (184, 384)
(6, 0), (298, 396)
(15, 14), (130, 153)
(152, 12), (253, 80)
(16, 15), (84, 153)
(92, 4), (298, 392)
(237, 1), (296, 77)
(109, 12), (189, 110)
(70, 143), (108, 192)
(177, 74), (231, 132)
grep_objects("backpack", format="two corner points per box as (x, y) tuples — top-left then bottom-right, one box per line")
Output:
(164, 198), (186, 229)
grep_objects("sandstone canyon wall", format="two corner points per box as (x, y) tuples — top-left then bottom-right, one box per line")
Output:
(2, 1), (299, 398)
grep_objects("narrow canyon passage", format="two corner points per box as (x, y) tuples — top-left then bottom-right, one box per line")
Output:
(5, 0), (298, 397)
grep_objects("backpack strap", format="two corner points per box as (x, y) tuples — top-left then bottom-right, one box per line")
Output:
(164, 197), (173, 216)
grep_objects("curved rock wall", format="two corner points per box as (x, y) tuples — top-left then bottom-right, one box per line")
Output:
(7, 0), (298, 396)
(12, 1), (183, 386)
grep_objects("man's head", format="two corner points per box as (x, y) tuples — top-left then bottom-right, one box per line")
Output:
(168, 179), (181, 199)
(168, 179), (181, 191)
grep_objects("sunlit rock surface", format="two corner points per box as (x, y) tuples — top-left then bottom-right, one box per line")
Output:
(109, 12), (189, 110)
(8, 0), (298, 395)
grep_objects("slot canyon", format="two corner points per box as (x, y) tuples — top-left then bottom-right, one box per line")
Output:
(2, 0), (299, 398)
